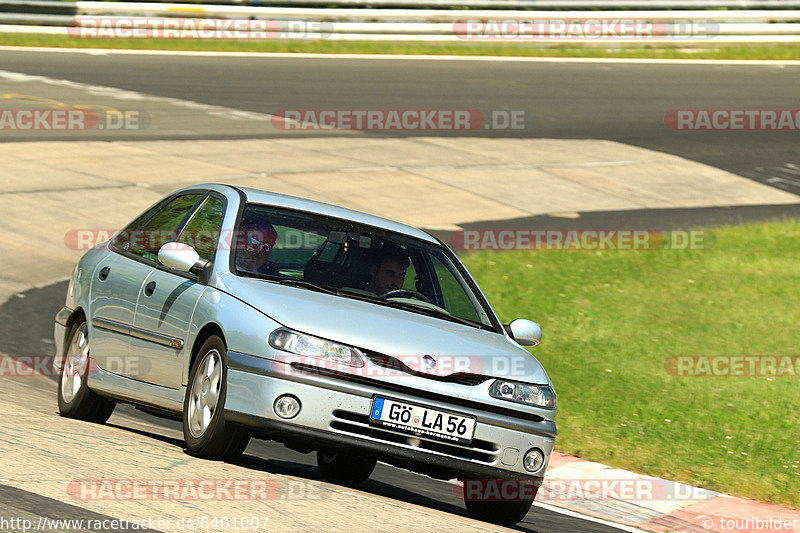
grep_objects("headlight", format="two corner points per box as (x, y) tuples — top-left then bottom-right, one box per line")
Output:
(489, 380), (556, 410)
(268, 328), (365, 368)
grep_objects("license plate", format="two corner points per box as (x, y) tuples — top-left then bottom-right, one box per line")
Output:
(369, 396), (476, 444)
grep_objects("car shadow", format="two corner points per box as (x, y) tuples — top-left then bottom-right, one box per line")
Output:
(105, 420), (539, 532)
(231, 452), (539, 533)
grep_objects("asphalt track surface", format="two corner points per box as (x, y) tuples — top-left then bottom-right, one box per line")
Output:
(0, 282), (626, 533)
(0, 49), (800, 196)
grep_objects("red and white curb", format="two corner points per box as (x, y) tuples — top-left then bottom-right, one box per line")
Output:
(540, 452), (800, 532)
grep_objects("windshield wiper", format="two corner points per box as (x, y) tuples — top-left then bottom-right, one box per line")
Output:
(255, 278), (487, 329)
(383, 300), (483, 328)
(334, 288), (485, 328)
(335, 287), (385, 302)
(261, 276), (339, 295)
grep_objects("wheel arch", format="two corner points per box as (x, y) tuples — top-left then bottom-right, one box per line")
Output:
(67, 307), (86, 336)
(186, 322), (226, 385)
(56, 307), (87, 372)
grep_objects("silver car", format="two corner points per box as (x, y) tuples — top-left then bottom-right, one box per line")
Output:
(54, 183), (557, 526)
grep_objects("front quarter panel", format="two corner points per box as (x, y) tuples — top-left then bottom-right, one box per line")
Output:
(184, 286), (282, 387)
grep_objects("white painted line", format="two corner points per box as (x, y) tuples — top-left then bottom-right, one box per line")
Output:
(532, 501), (649, 532)
(1, 45), (800, 65)
(0, 68), (276, 122)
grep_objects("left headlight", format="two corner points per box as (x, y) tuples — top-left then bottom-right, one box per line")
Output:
(268, 328), (365, 368)
(489, 380), (556, 410)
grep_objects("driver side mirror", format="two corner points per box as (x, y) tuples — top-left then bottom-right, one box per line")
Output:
(505, 319), (542, 347)
(158, 242), (209, 278)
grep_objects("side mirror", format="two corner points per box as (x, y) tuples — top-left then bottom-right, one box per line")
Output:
(158, 242), (208, 276)
(506, 319), (542, 347)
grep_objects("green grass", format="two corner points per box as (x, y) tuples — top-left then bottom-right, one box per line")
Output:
(2, 33), (800, 59)
(459, 220), (800, 508)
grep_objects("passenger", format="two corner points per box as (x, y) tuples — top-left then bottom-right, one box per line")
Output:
(237, 221), (279, 276)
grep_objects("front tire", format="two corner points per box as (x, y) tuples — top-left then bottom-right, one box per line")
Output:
(316, 449), (377, 485)
(462, 478), (536, 526)
(57, 319), (115, 423)
(183, 335), (250, 460)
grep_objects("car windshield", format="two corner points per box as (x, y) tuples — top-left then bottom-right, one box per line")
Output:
(233, 203), (498, 331)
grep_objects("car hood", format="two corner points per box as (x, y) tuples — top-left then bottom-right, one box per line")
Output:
(218, 275), (550, 384)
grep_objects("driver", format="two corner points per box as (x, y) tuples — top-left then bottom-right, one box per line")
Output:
(236, 218), (279, 276)
(365, 244), (409, 296)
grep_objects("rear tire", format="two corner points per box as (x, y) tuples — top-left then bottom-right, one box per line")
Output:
(183, 335), (250, 460)
(316, 449), (377, 486)
(57, 319), (115, 423)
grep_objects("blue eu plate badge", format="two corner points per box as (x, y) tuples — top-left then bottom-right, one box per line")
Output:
(371, 397), (385, 420)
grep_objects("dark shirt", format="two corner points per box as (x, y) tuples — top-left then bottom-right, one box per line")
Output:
(256, 261), (280, 276)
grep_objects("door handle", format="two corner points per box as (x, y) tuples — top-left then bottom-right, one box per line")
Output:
(99, 266), (110, 281)
(144, 281), (156, 296)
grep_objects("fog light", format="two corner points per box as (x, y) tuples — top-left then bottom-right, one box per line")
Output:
(523, 448), (545, 473)
(274, 395), (301, 419)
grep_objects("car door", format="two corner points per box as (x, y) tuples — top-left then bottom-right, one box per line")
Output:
(130, 193), (226, 389)
(89, 252), (154, 376)
(92, 192), (205, 380)
(88, 196), (172, 375)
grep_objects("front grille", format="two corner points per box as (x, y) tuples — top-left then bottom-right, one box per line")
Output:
(289, 362), (545, 423)
(330, 410), (498, 464)
(365, 354), (490, 386)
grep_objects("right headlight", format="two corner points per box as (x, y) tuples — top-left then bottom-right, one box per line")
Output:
(489, 380), (556, 410)
(268, 327), (365, 368)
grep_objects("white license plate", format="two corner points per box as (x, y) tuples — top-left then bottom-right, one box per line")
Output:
(369, 397), (476, 444)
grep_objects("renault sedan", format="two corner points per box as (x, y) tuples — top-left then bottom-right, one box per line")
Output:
(54, 183), (557, 525)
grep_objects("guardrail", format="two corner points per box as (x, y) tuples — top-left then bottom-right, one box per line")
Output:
(9, 0), (800, 9)
(2, 1), (800, 42)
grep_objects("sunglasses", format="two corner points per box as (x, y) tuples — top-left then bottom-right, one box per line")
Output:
(245, 236), (272, 253)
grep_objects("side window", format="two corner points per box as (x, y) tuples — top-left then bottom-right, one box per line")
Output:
(177, 196), (225, 261)
(402, 257), (418, 291)
(431, 255), (481, 323)
(111, 200), (166, 251)
(126, 194), (204, 262)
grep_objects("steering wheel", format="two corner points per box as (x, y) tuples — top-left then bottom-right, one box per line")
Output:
(380, 289), (431, 303)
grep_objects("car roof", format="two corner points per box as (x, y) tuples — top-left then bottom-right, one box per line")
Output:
(200, 183), (439, 244)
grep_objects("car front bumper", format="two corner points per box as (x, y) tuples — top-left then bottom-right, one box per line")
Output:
(225, 351), (556, 481)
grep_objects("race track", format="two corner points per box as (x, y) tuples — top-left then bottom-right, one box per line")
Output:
(2, 48), (800, 194)
(1, 46), (799, 533)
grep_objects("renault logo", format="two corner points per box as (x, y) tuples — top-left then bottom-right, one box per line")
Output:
(423, 354), (437, 370)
